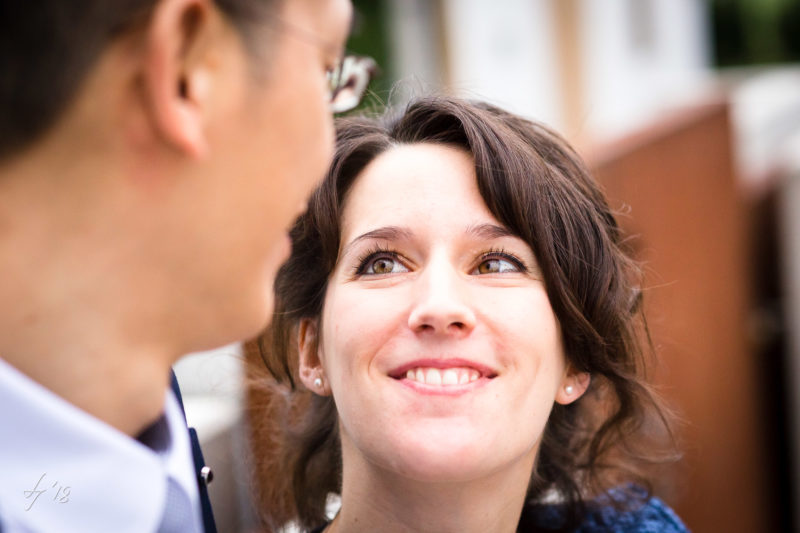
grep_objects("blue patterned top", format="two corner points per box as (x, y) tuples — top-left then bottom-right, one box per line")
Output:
(519, 487), (689, 532)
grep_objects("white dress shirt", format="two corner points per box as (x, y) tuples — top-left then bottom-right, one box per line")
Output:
(0, 358), (202, 533)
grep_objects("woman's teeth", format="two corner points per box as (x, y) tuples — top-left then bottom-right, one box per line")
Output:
(404, 367), (481, 386)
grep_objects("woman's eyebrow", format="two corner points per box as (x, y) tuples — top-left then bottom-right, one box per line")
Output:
(342, 226), (414, 257)
(341, 223), (517, 258)
(465, 223), (516, 240)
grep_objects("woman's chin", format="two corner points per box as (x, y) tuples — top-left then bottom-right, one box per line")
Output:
(390, 453), (494, 484)
(344, 417), (535, 485)
(370, 435), (502, 484)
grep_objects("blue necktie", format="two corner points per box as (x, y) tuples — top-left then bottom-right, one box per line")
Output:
(158, 476), (199, 533)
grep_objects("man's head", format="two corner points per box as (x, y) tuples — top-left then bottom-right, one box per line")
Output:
(0, 0), (354, 354)
(0, 0), (284, 158)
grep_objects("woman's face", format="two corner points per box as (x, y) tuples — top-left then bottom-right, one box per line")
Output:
(301, 143), (586, 484)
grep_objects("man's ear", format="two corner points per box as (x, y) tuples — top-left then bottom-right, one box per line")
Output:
(297, 319), (330, 395)
(141, 0), (218, 157)
(555, 367), (591, 405)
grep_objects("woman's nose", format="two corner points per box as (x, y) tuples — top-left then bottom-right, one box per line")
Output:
(407, 259), (476, 337)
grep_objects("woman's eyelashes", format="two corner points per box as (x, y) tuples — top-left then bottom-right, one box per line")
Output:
(352, 245), (529, 277)
(471, 249), (529, 275)
(354, 248), (409, 276)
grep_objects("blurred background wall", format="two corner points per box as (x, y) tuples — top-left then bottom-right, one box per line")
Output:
(177, 1), (800, 531)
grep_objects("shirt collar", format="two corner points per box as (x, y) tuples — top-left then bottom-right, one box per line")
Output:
(0, 357), (201, 533)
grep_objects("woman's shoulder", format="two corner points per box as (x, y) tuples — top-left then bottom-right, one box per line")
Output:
(519, 486), (689, 533)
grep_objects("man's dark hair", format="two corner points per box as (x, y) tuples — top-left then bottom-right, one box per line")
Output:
(0, 0), (281, 160)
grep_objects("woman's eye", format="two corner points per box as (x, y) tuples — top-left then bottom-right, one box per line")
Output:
(473, 255), (523, 275)
(361, 254), (408, 275)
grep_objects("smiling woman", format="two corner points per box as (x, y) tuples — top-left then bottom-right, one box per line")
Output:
(246, 96), (687, 533)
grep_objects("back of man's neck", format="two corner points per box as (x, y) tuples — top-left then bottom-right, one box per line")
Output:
(1, 338), (174, 436)
(0, 149), (181, 437)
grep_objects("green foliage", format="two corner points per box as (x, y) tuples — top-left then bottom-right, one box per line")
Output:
(711, 0), (800, 66)
(342, 0), (393, 115)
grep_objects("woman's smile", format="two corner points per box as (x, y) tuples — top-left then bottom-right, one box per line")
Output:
(388, 358), (497, 395)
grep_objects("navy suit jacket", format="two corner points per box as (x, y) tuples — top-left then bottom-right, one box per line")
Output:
(170, 372), (218, 533)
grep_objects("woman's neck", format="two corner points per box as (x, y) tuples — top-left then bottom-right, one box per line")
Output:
(332, 448), (536, 533)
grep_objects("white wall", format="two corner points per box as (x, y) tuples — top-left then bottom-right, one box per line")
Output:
(386, 0), (445, 97)
(388, 0), (563, 127)
(387, 0), (711, 140)
(578, 0), (712, 138)
(441, 0), (563, 126)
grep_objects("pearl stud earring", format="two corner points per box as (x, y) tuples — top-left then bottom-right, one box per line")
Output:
(313, 377), (323, 389)
(565, 385), (574, 395)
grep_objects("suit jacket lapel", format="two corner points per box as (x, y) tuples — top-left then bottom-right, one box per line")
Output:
(170, 371), (218, 533)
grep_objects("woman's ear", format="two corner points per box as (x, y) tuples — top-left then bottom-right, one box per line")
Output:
(555, 368), (591, 405)
(297, 318), (330, 396)
(140, 0), (219, 157)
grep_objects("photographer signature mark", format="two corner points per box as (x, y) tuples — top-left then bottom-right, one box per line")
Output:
(23, 473), (70, 511)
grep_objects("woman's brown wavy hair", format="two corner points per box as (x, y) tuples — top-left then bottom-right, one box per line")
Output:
(245, 95), (675, 532)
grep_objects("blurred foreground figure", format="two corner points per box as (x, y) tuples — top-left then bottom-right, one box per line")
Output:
(0, 0), (366, 531)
